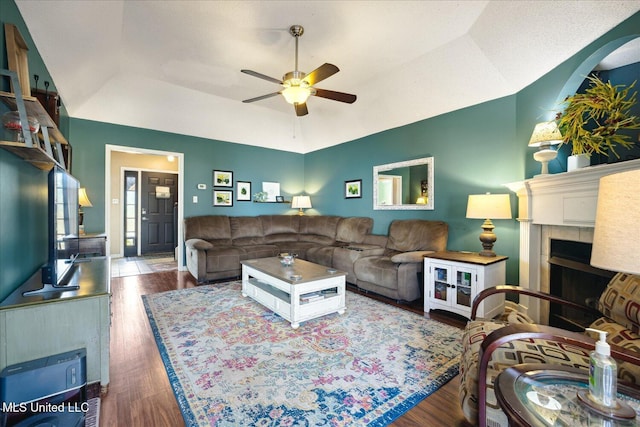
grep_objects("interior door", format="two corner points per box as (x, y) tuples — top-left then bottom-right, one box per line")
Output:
(140, 171), (178, 255)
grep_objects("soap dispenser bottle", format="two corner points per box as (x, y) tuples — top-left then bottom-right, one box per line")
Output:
(586, 328), (617, 407)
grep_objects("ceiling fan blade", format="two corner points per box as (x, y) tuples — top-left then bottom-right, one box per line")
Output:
(242, 92), (281, 103)
(302, 63), (339, 86)
(241, 69), (283, 85)
(294, 102), (308, 116)
(313, 88), (357, 104)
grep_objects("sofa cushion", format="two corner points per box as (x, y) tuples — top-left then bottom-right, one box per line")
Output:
(299, 216), (341, 245)
(387, 219), (448, 252)
(353, 257), (399, 290)
(204, 246), (246, 272)
(184, 215), (232, 244)
(273, 242), (322, 259)
(239, 244), (279, 260)
(336, 217), (373, 244)
(332, 245), (385, 284)
(260, 215), (300, 243)
(306, 246), (335, 266)
(230, 216), (266, 245)
(597, 273), (640, 333)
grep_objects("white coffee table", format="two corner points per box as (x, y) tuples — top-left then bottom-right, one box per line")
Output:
(241, 257), (346, 328)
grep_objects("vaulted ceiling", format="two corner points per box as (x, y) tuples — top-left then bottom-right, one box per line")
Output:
(15, 1), (640, 153)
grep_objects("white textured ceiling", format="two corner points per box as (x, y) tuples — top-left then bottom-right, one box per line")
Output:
(15, 1), (640, 154)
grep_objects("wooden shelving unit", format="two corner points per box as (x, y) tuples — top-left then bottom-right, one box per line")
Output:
(0, 74), (70, 171)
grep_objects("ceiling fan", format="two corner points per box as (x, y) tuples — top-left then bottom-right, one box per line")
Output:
(241, 25), (357, 116)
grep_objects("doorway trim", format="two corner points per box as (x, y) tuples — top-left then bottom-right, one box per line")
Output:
(105, 144), (185, 270)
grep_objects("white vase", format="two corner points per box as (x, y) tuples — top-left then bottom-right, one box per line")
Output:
(567, 154), (590, 171)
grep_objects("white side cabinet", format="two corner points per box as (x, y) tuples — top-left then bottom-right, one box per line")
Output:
(424, 251), (507, 319)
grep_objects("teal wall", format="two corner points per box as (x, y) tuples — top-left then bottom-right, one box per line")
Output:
(0, 0), (61, 301)
(69, 118), (305, 237)
(0, 150), (48, 301)
(1, 0), (638, 300)
(305, 95), (521, 283)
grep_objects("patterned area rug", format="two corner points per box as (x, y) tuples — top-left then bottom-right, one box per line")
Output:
(143, 281), (462, 426)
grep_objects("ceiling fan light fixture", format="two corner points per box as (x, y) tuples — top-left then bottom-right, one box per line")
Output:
(241, 24), (356, 114)
(282, 85), (312, 105)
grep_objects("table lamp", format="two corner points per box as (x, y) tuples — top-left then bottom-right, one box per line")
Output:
(528, 121), (563, 175)
(78, 187), (93, 234)
(466, 193), (512, 257)
(291, 195), (312, 215)
(590, 169), (640, 274)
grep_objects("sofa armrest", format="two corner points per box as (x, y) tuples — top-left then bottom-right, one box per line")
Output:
(390, 250), (434, 263)
(185, 238), (214, 250)
(184, 239), (212, 283)
(470, 285), (601, 321)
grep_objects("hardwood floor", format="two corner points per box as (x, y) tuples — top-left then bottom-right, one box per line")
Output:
(101, 270), (473, 426)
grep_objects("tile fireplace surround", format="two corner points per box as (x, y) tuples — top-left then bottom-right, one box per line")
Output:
(509, 158), (640, 323)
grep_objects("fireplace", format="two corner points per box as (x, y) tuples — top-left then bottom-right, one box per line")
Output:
(509, 158), (640, 324)
(548, 239), (614, 331)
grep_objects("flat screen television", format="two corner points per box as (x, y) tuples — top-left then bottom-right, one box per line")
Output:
(23, 166), (81, 295)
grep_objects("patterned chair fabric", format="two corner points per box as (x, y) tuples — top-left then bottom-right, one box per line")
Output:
(459, 273), (640, 426)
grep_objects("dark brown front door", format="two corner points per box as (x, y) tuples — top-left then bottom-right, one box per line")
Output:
(140, 171), (178, 255)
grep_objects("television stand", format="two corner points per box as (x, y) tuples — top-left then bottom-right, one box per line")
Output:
(0, 257), (111, 393)
(22, 282), (80, 297)
(22, 255), (87, 296)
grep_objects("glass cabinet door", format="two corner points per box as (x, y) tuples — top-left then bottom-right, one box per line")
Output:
(455, 269), (473, 308)
(432, 266), (449, 303)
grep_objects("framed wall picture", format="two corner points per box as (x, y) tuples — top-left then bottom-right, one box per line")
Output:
(213, 170), (233, 187)
(213, 190), (233, 206)
(262, 182), (280, 202)
(275, 195), (284, 203)
(237, 181), (251, 201)
(345, 179), (362, 198)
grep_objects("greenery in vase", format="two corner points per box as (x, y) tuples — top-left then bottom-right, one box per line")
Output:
(253, 191), (268, 202)
(556, 75), (640, 157)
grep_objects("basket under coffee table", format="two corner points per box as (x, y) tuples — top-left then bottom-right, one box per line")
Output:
(241, 257), (347, 329)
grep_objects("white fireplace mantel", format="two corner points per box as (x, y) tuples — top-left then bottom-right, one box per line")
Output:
(507, 158), (640, 322)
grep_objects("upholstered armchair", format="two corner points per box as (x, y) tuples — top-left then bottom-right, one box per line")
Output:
(459, 273), (640, 427)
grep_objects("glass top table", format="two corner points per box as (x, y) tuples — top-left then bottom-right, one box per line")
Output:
(495, 364), (640, 426)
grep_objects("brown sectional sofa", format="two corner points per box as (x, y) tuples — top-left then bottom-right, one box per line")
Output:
(354, 219), (449, 301)
(184, 214), (448, 302)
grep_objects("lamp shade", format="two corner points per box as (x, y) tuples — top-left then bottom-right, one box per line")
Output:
(282, 86), (311, 105)
(590, 169), (640, 275)
(528, 121), (563, 147)
(291, 195), (312, 209)
(466, 194), (512, 219)
(78, 188), (93, 207)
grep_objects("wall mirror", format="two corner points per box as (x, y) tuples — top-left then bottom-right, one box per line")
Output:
(373, 157), (434, 210)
